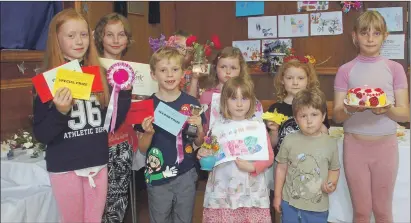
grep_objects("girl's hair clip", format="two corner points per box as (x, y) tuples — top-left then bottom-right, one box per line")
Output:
(283, 55), (310, 64)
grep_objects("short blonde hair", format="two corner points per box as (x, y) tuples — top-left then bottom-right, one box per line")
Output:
(274, 59), (320, 102)
(149, 46), (184, 72)
(292, 88), (327, 117)
(354, 10), (387, 34)
(220, 76), (256, 120)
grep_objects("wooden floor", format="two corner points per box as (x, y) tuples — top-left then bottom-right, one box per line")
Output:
(123, 178), (281, 223)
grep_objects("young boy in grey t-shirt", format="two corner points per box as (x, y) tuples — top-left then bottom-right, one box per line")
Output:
(273, 88), (340, 222)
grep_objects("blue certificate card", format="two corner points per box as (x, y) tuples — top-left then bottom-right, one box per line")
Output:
(154, 102), (188, 136)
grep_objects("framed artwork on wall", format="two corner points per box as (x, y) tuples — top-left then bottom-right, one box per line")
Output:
(127, 2), (145, 16)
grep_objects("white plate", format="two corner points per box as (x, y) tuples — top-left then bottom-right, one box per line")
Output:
(343, 99), (390, 108)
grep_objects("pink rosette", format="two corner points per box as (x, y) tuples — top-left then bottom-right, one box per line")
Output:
(103, 62), (135, 133)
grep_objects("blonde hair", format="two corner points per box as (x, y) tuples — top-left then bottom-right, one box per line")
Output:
(209, 47), (251, 87)
(353, 10), (387, 34)
(292, 88), (327, 117)
(220, 76), (256, 120)
(149, 46), (185, 72)
(273, 59), (320, 102)
(42, 8), (109, 106)
(94, 13), (133, 57)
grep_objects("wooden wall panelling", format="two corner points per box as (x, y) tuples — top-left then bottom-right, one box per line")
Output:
(1, 87), (34, 140)
(175, 1), (409, 101)
(123, 1), (177, 63)
(80, 1), (176, 64)
(363, 1), (409, 70)
(0, 1), (77, 139)
(0, 1), (177, 138)
(175, 2), (362, 67)
(0, 51), (43, 139)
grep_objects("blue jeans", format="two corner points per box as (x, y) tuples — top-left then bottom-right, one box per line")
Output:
(281, 200), (328, 223)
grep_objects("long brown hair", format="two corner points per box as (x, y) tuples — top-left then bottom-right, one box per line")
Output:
(94, 12), (133, 57)
(209, 47), (251, 88)
(42, 8), (109, 106)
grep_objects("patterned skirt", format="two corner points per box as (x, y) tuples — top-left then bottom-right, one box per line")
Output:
(102, 141), (133, 223)
(203, 207), (271, 223)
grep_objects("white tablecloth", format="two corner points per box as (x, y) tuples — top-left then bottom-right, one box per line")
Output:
(328, 127), (410, 223)
(1, 149), (59, 222)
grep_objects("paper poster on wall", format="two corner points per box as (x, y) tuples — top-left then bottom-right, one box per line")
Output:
(310, 11), (343, 36)
(99, 58), (158, 100)
(262, 39), (292, 55)
(278, 14), (309, 38)
(297, 1), (329, 12)
(212, 120), (269, 166)
(380, 34), (405, 59)
(232, 40), (261, 62)
(248, 16), (277, 39)
(236, 1), (264, 17)
(261, 39), (292, 69)
(368, 7), (403, 32)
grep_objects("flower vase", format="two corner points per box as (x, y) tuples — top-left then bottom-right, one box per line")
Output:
(200, 155), (216, 171)
(192, 45), (210, 75)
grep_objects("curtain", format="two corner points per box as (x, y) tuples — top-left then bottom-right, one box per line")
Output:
(1, 2), (63, 50)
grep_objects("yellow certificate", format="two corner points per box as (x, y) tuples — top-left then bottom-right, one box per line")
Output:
(53, 69), (94, 100)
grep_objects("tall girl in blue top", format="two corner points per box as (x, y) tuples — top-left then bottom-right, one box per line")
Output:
(33, 9), (131, 223)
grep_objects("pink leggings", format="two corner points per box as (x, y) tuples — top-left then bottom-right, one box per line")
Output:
(49, 167), (108, 223)
(343, 134), (398, 223)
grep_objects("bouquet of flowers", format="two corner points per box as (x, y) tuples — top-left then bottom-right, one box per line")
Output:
(186, 34), (221, 59)
(1, 129), (45, 159)
(185, 34), (221, 74)
(9, 129), (45, 150)
(200, 135), (220, 155)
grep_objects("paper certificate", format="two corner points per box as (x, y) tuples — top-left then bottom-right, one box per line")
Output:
(125, 99), (155, 125)
(380, 34), (405, 59)
(154, 102), (188, 136)
(99, 58), (158, 97)
(209, 93), (221, 131)
(43, 60), (83, 96)
(212, 120), (269, 166)
(53, 69), (94, 100)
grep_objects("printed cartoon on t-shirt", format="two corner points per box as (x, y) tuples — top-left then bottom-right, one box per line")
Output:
(288, 153), (323, 204)
(144, 148), (178, 184)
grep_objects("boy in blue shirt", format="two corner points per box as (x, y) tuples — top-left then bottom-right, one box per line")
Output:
(137, 46), (206, 223)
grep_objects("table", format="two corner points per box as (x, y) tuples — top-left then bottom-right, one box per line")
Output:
(328, 127), (410, 223)
(1, 149), (59, 222)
